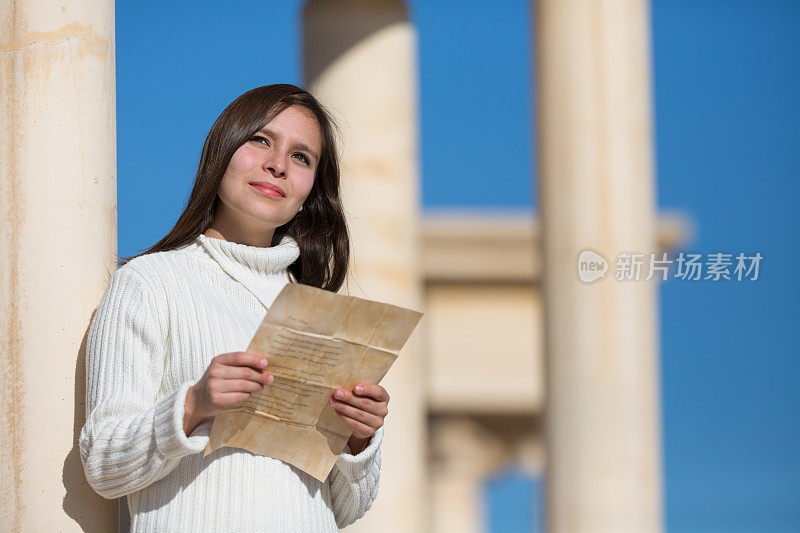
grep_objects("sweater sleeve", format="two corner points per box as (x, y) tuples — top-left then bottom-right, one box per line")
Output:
(79, 265), (207, 499)
(327, 425), (384, 528)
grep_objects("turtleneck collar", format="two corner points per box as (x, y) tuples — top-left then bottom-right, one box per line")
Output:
(195, 233), (300, 309)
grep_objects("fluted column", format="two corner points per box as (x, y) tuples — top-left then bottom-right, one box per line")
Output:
(534, 0), (663, 531)
(303, 1), (424, 531)
(0, 1), (118, 530)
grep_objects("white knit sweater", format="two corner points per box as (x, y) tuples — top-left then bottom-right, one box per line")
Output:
(79, 233), (383, 532)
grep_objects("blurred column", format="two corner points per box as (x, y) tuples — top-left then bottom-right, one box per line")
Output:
(429, 417), (506, 533)
(303, 1), (424, 532)
(533, 0), (663, 531)
(0, 0), (118, 531)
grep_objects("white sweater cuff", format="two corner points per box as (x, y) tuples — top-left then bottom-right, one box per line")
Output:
(336, 425), (383, 479)
(154, 381), (209, 459)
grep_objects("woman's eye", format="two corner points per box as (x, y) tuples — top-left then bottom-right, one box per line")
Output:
(250, 136), (269, 146)
(293, 153), (310, 166)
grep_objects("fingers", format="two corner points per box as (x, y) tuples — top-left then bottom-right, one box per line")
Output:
(215, 351), (269, 371)
(208, 391), (253, 410)
(330, 398), (382, 435)
(193, 353), (277, 419)
(216, 378), (264, 394)
(212, 352), (274, 387)
(335, 412), (374, 439)
(204, 374), (269, 410)
(353, 383), (390, 403)
(331, 385), (389, 416)
(210, 363), (271, 386)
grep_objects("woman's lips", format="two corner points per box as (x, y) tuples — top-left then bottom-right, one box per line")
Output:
(250, 184), (284, 198)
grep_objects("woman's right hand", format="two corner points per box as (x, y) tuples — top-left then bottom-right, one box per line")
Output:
(183, 352), (273, 436)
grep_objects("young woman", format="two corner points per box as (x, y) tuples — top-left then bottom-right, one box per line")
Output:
(79, 84), (389, 532)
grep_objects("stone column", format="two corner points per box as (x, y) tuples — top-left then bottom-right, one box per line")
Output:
(533, 0), (663, 531)
(303, 1), (424, 531)
(0, 1), (118, 530)
(429, 417), (507, 533)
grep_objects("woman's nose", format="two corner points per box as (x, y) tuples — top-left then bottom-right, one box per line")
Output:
(263, 152), (287, 177)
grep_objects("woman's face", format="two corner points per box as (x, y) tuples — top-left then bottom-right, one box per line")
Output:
(213, 104), (322, 244)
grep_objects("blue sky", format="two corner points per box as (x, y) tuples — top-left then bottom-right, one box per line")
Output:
(651, 2), (800, 529)
(117, 1), (800, 530)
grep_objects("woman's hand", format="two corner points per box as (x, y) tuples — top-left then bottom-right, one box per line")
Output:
(329, 383), (390, 454)
(183, 352), (272, 436)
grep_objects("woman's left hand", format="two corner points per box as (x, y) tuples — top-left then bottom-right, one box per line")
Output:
(330, 383), (389, 454)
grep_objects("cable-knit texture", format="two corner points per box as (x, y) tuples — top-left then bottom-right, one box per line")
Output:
(79, 234), (382, 532)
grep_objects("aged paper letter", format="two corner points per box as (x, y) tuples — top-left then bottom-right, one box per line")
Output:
(204, 283), (423, 481)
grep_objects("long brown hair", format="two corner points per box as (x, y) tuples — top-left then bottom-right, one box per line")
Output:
(117, 84), (350, 292)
